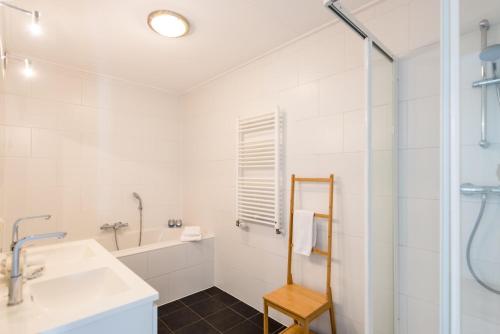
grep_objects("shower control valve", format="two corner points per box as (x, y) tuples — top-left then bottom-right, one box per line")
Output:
(461, 183), (500, 196)
(100, 222), (129, 231)
(114, 221), (129, 230)
(100, 223), (114, 231)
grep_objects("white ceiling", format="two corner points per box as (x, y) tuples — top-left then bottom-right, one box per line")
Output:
(5, 1), (500, 94)
(2, 0), (374, 93)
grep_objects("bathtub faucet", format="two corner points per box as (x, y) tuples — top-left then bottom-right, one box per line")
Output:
(100, 222), (129, 231)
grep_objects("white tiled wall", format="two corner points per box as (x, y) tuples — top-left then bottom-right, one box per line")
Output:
(0, 60), (182, 250)
(181, 0), (441, 333)
(459, 22), (500, 333)
(182, 21), (368, 331)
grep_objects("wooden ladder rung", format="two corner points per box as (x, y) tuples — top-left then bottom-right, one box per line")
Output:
(313, 213), (329, 219)
(312, 248), (329, 256)
(280, 324), (317, 334)
(294, 177), (331, 183)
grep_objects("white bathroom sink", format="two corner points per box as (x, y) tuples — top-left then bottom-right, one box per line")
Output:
(0, 239), (157, 334)
(30, 267), (128, 313)
(26, 242), (96, 264)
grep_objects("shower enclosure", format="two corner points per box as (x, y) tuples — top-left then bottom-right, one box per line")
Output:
(442, 0), (500, 332)
(325, 2), (397, 334)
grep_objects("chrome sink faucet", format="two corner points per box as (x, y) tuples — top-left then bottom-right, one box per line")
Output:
(11, 215), (51, 250)
(8, 231), (66, 306)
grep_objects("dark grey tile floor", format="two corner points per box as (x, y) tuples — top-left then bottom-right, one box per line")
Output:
(158, 286), (286, 334)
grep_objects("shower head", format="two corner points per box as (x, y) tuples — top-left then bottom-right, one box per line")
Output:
(480, 44), (500, 62)
(132, 192), (143, 210)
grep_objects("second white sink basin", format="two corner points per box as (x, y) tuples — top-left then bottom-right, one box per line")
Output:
(27, 243), (96, 264)
(30, 267), (128, 313)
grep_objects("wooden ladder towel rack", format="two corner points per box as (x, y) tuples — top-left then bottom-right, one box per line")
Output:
(263, 174), (336, 334)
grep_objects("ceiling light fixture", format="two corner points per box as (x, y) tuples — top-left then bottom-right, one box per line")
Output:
(29, 11), (42, 36)
(1, 52), (35, 78)
(0, 1), (42, 36)
(23, 59), (34, 77)
(147, 10), (189, 38)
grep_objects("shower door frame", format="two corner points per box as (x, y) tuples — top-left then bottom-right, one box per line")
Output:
(440, 0), (461, 333)
(324, 2), (399, 333)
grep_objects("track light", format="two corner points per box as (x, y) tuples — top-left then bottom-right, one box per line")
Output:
(0, 1), (42, 36)
(23, 59), (34, 77)
(1, 52), (35, 78)
(29, 11), (42, 36)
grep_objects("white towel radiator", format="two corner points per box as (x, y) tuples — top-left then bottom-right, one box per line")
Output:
(236, 110), (283, 233)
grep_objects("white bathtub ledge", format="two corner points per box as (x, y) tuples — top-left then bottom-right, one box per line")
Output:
(112, 232), (215, 258)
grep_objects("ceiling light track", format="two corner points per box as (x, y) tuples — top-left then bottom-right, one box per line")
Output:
(0, 1), (41, 35)
(0, 1), (41, 77)
(1, 52), (34, 78)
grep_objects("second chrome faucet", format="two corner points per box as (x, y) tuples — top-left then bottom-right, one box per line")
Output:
(8, 214), (66, 306)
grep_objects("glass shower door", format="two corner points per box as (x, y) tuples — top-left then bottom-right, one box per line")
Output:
(323, 3), (397, 332)
(366, 41), (396, 334)
(458, 0), (500, 332)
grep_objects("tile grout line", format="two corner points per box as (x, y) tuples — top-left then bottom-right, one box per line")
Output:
(157, 316), (174, 333)
(178, 295), (224, 334)
(159, 287), (286, 333)
(181, 291), (249, 333)
(191, 294), (243, 334)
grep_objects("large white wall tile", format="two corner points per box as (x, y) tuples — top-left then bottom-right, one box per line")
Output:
(399, 246), (439, 304)
(406, 297), (439, 334)
(406, 96), (440, 148)
(298, 24), (346, 84)
(399, 148), (440, 199)
(399, 47), (440, 101)
(399, 198), (439, 252)
(0, 126), (31, 157)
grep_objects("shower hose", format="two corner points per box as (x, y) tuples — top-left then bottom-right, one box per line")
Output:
(466, 194), (500, 294)
(112, 206), (142, 251)
(114, 229), (120, 251)
(138, 206), (143, 247)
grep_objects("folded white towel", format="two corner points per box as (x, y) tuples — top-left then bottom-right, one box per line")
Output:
(292, 210), (316, 256)
(182, 226), (201, 237)
(180, 234), (202, 242)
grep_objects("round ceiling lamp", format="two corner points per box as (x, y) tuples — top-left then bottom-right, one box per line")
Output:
(147, 10), (190, 38)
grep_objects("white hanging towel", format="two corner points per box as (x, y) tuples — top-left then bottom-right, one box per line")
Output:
(292, 210), (316, 256)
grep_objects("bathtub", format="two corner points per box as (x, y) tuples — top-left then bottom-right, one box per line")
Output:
(94, 227), (214, 306)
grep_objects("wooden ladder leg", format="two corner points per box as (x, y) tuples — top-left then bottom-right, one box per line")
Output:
(303, 320), (310, 334)
(263, 300), (269, 334)
(329, 305), (336, 334)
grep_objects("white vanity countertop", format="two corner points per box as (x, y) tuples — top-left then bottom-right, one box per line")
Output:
(0, 239), (158, 334)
